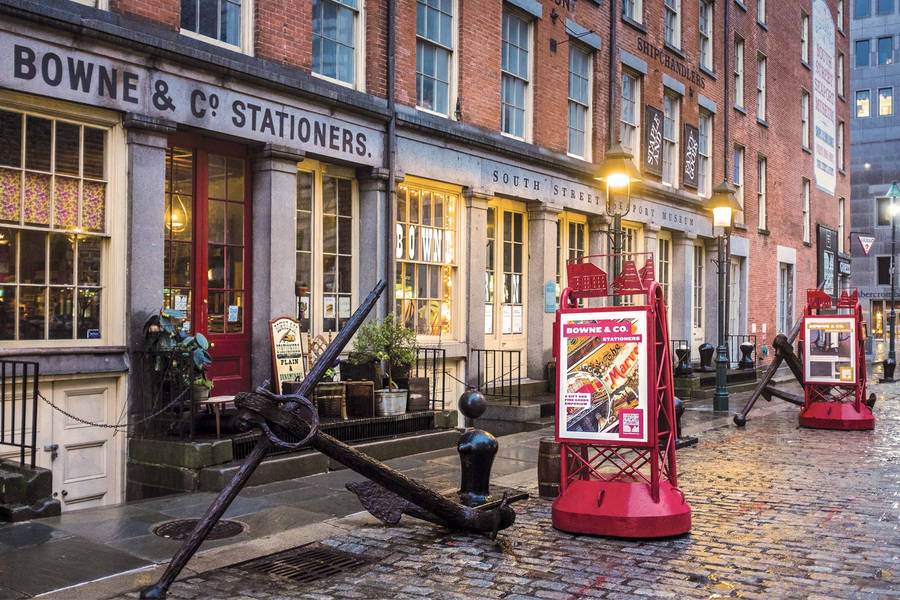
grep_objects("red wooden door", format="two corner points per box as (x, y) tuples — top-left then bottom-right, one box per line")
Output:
(165, 134), (251, 396)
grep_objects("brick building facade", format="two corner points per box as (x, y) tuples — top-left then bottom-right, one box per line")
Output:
(0, 0), (848, 509)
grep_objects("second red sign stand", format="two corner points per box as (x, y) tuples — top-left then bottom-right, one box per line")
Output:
(551, 253), (691, 538)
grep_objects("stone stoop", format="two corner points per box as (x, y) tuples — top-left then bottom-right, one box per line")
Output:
(475, 381), (556, 437)
(0, 459), (60, 522)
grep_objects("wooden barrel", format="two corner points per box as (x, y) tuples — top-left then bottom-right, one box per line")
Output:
(537, 436), (561, 499)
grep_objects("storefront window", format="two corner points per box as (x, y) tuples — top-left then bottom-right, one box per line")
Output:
(0, 109), (106, 341)
(555, 212), (587, 306)
(296, 167), (355, 334)
(395, 181), (456, 336)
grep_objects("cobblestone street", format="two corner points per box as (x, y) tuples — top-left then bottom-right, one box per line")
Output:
(121, 383), (900, 600)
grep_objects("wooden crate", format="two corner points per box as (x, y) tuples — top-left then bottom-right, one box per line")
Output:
(344, 381), (375, 418)
(313, 382), (347, 420)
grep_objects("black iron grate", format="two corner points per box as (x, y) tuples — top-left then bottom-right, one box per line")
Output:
(233, 543), (371, 583)
(153, 519), (245, 541)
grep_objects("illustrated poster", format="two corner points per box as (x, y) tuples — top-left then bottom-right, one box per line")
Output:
(557, 310), (649, 443)
(804, 316), (856, 384)
(269, 317), (306, 394)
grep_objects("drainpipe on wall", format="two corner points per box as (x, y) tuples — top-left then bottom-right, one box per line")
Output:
(385, 0), (397, 319)
(723, 0), (732, 343)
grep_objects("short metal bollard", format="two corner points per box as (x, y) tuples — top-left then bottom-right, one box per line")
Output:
(456, 389), (498, 507)
(673, 396), (698, 448)
(674, 347), (693, 377)
(698, 343), (714, 372)
(738, 342), (755, 370)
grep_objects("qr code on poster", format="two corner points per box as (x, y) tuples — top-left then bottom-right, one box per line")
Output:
(618, 409), (644, 439)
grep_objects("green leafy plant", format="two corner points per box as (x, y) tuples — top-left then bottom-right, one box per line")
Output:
(349, 314), (417, 389)
(144, 308), (212, 389)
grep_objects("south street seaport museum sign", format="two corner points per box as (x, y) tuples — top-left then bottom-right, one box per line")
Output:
(1, 31), (384, 166)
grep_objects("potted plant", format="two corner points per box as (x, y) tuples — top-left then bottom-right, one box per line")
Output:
(349, 314), (416, 416)
(144, 308), (213, 404)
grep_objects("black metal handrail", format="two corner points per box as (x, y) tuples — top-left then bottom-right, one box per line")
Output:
(415, 347), (446, 411)
(670, 339), (689, 367)
(1, 360), (39, 468)
(726, 334), (758, 368)
(471, 349), (521, 406)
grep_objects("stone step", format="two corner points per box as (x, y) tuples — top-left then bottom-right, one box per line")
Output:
(0, 468), (26, 505)
(690, 379), (762, 401)
(0, 461), (59, 522)
(0, 497), (61, 522)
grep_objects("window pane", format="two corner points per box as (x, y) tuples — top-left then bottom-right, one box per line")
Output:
(856, 39), (870, 67)
(78, 235), (102, 286)
(181, 0), (197, 30)
(49, 233), (74, 285)
(880, 88), (893, 115)
(226, 157), (244, 202)
(208, 245), (225, 288)
(54, 177), (79, 229)
(228, 247), (244, 289)
(82, 181), (106, 233)
(221, 0), (241, 45)
(0, 285), (14, 339)
(198, 0), (218, 38)
(878, 37), (893, 64)
(226, 201), (243, 244)
(208, 154), (226, 199)
(49, 287), (73, 339)
(20, 230), (45, 284)
(857, 90), (871, 116)
(77, 288), (101, 338)
(207, 290), (225, 333)
(0, 113), (22, 173)
(19, 286), (44, 340)
(55, 122), (80, 176)
(208, 199), (225, 244)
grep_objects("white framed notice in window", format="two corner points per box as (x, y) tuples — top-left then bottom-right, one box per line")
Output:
(502, 305), (512, 334)
(485, 304), (494, 335)
(512, 305), (523, 334)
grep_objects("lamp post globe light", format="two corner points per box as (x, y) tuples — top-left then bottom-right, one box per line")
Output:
(882, 180), (900, 382)
(707, 181), (741, 411)
(595, 143), (642, 306)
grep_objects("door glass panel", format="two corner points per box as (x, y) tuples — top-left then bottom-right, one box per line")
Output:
(208, 200), (225, 244)
(227, 291), (243, 333)
(171, 243), (192, 287)
(208, 154), (226, 199)
(228, 247), (244, 289)
(208, 290), (225, 333)
(208, 245), (225, 289)
(225, 201), (243, 244)
(226, 157), (244, 202)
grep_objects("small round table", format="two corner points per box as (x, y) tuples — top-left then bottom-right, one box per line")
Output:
(197, 395), (234, 439)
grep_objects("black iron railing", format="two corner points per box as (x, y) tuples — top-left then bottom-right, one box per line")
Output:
(727, 334), (758, 368)
(129, 350), (194, 440)
(415, 347), (446, 411)
(1, 360), (39, 468)
(471, 349), (521, 406)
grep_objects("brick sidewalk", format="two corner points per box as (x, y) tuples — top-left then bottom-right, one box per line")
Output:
(117, 383), (899, 600)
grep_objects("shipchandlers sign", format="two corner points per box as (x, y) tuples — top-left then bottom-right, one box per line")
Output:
(0, 30), (384, 166)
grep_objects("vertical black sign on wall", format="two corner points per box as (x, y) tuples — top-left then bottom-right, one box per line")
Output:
(682, 123), (699, 189)
(817, 224), (838, 297)
(643, 105), (664, 177)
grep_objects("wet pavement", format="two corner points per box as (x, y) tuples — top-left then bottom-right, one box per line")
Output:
(110, 378), (898, 600)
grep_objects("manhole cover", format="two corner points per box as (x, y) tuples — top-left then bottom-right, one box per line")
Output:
(233, 543), (371, 583)
(152, 519), (245, 541)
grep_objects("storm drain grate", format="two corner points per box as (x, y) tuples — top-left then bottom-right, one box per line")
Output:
(233, 543), (371, 583)
(152, 519), (245, 541)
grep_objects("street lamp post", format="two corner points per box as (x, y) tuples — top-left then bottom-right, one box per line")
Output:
(595, 143), (641, 303)
(881, 180), (900, 382)
(707, 181), (741, 412)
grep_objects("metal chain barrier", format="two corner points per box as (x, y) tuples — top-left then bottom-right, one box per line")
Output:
(38, 388), (189, 432)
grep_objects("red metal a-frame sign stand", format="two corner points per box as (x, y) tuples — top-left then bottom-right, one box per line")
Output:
(551, 253), (691, 538)
(798, 288), (874, 430)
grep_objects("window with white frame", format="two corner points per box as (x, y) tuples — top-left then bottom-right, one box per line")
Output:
(802, 178), (810, 243)
(757, 0), (765, 24)
(657, 233), (672, 311)
(623, 0), (643, 23)
(837, 121), (845, 170)
(801, 12), (809, 63)
(555, 212), (588, 304)
(778, 262), (793, 334)
(296, 165), (357, 334)
(879, 87), (893, 115)
(181, 0), (251, 51)
(756, 54), (767, 120)
(838, 1), (844, 31)
(664, 0), (681, 48)
(663, 92), (680, 187)
(312, 0), (360, 86)
(857, 89), (871, 117)
(693, 245), (704, 329)
(416, 0), (454, 116)
(734, 36), (745, 108)
(837, 53), (844, 95)
(619, 223), (642, 306)
(395, 180), (457, 337)
(801, 90), (810, 146)
(568, 44), (592, 159)
(733, 144), (744, 221)
(699, 0), (713, 70)
(0, 109), (108, 341)
(70, 0), (109, 7)
(698, 109), (712, 197)
(757, 156), (766, 230)
(620, 70), (640, 158)
(501, 9), (531, 140)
